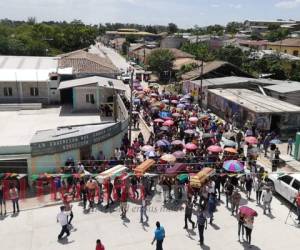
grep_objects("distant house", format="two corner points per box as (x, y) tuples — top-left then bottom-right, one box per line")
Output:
(109, 38), (126, 52)
(58, 50), (119, 78)
(160, 36), (187, 49)
(128, 44), (155, 64)
(105, 29), (161, 42)
(267, 38), (300, 57)
(181, 60), (252, 81)
(237, 39), (268, 50)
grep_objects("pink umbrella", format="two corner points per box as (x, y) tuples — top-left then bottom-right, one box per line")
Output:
(172, 151), (186, 159)
(163, 120), (174, 126)
(171, 140), (184, 146)
(154, 118), (164, 123)
(189, 117), (199, 123)
(171, 100), (178, 104)
(141, 145), (155, 152)
(185, 143), (198, 151)
(245, 136), (258, 145)
(207, 145), (223, 153)
(163, 116), (173, 120)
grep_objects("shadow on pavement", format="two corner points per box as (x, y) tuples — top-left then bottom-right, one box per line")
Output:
(57, 237), (75, 245)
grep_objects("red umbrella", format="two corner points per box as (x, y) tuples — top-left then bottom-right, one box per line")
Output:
(154, 118), (164, 123)
(163, 120), (174, 126)
(239, 206), (258, 217)
(185, 143), (197, 151)
(245, 136), (258, 145)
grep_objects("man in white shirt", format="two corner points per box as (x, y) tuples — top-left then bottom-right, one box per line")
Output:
(208, 180), (215, 195)
(57, 206), (71, 240)
(262, 187), (273, 215)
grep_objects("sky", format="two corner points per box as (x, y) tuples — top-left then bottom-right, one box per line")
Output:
(0, 0), (300, 28)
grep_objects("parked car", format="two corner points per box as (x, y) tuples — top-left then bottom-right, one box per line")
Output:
(268, 173), (300, 205)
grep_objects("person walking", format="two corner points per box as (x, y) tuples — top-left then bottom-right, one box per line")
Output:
(253, 177), (263, 205)
(183, 198), (195, 229)
(9, 184), (19, 214)
(244, 216), (254, 247)
(207, 194), (217, 224)
(140, 194), (149, 223)
(151, 221), (165, 250)
(225, 179), (234, 208)
(0, 181), (7, 216)
(56, 206), (71, 240)
(197, 208), (207, 246)
(287, 137), (293, 155)
(237, 212), (245, 242)
(245, 175), (253, 200)
(262, 187), (273, 215)
(120, 186), (128, 219)
(95, 239), (105, 250)
(62, 193), (73, 225)
(231, 189), (241, 216)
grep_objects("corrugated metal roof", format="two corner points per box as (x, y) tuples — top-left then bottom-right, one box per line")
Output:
(0, 56), (58, 70)
(264, 82), (300, 93)
(59, 76), (127, 91)
(208, 88), (300, 113)
(0, 69), (55, 82)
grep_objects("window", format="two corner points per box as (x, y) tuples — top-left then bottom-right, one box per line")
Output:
(4, 87), (12, 96)
(292, 179), (300, 191)
(279, 175), (293, 185)
(86, 94), (95, 104)
(293, 50), (299, 56)
(30, 87), (39, 96)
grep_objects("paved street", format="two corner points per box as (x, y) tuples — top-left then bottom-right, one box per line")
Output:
(0, 188), (299, 250)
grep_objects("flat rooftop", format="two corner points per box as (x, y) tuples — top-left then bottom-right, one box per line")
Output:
(208, 89), (300, 113)
(0, 106), (107, 148)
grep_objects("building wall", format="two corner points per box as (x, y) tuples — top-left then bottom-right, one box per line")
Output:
(73, 87), (98, 111)
(30, 128), (127, 174)
(160, 37), (186, 49)
(0, 81), (49, 104)
(267, 45), (300, 56)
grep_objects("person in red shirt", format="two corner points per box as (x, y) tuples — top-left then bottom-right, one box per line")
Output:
(120, 186), (128, 219)
(95, 239), (105, 250)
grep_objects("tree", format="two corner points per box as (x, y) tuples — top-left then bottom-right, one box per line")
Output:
(216, 46), (245, 66)
(266, 28), (289, 42)
(146, 49), (175, 81)
(269, 63), (287, 80)
(180, 42), (215, 61)
(167, 23), (178, 34)
(226, 22), (242, 34)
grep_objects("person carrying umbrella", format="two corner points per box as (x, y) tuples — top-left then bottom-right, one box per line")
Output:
(244, 216), (254, 246)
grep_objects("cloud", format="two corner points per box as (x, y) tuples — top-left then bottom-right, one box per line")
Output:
(211, 3), (221, 8)
(275, 0), (300, 9)
(229, 3), (242, 9)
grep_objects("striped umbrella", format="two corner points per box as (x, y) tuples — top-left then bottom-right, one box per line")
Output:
(223, 160), (244, 173)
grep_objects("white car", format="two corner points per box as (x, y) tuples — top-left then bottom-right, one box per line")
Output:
(268, 173), (300, 205)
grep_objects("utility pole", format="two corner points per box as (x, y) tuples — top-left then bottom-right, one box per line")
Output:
(199, 60), (204, 110)
(128, 70), (134, 145)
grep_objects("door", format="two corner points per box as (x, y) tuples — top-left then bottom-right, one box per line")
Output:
(277, 175), (293, 199)
(270, 114), (281, 133)
(80, 145), (92, 163)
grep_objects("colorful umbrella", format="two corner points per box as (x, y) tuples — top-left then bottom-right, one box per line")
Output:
(172, 112), (181, 117)
(185, 143), (198, 151)
(189, 117), (199, 123)
(160, 126), (169, 131)
(245, 136), (258, 145)
(223, 160), (244, 172)
(177, 103), (185, 109)
(160, 154), (176, 162)
(163, 116), (173, 120)
(163, 120), (174, 126)
(171, 100), (178, 104)
(239, 206), (258, 217)
(154, 118), (164, 123)
(162, 99), (170, 104)
(141, 145), (155, 152)
(207, 145), (223, 153)
(172, 151), (186, 158)
(224, 147), (238, 154)
(144, 151), (156, 157)
(184, 129), (195, 135)
(156, 139), (170, 147)
(270, 139), (282, 144)
(202, 133), (214, 139)
(171, 140), (184, 146)
(222, 138), (237, 147)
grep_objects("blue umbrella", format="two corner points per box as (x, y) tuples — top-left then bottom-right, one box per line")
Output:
(270, 139), (282, 144)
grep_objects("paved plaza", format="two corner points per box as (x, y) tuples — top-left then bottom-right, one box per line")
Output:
(0, 187), (299, 250)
